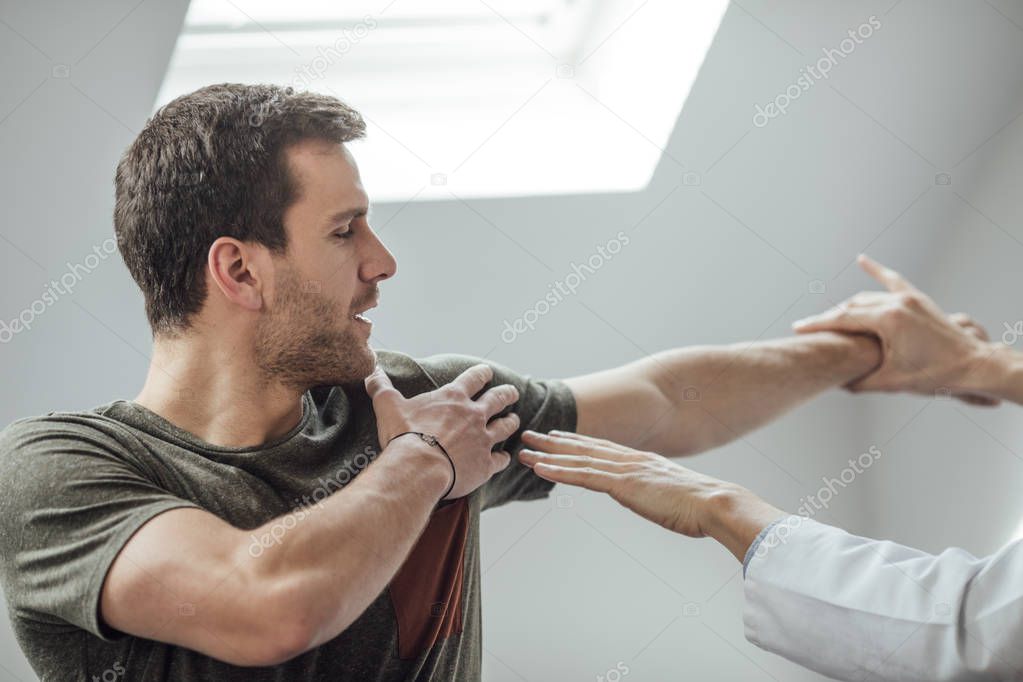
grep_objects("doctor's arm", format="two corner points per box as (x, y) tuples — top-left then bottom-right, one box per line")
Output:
(517, 431), (1023, 681)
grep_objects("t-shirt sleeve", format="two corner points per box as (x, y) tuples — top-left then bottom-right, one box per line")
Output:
(415, 354), (577, 510)
(0, 415), (202, 641)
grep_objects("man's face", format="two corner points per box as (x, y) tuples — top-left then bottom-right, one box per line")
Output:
(254, 139), (396, 389)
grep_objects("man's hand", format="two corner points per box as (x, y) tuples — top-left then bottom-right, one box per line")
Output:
(366, 363), (519, 500)
(518, 430), (784, 561)
(792, 255), (999, 406)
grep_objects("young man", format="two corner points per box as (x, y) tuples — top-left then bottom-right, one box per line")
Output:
(1, 83), (924, 681)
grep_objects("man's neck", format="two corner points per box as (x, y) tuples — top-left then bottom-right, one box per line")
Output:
(134, 334), (306, 449)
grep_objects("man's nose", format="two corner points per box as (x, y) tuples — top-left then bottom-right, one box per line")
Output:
(360, 230), (397, 283)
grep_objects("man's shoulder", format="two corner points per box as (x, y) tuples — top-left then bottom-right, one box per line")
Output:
(0, 404), (136, 455)
(374, 350), (500, 395)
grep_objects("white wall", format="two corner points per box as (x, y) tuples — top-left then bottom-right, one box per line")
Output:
(0, 1), (1021, 681)
(0, 1), (190, 680)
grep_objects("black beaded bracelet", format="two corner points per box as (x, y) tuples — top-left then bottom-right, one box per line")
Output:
(389, 431), (455, 500)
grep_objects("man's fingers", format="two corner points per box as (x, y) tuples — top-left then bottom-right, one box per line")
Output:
(858, 254), (916, 294)
(364, 365), (401, 404)
(520, 431), (635, 461)
(486, 413), (520, 442)
(476, 384), (519, 417)
(529, 461), (615, 493)
(450, 363), (494, 396)
(490, 450), (512, 474)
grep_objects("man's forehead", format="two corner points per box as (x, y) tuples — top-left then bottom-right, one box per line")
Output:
(282, 140), (369, 239)
(286, 139), (365, 204)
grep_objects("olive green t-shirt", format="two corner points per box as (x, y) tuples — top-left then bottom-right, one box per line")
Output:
(0, 350), (576, 681)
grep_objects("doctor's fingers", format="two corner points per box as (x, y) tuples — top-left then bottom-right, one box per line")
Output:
(544, 429), (637, 455)
(949, 312), (990, 341)
(518, 450), (635, 474)
(857, 254), (920, 294)
(793, 305), (888, 337)
(520, 430), (639, 461)
(523, 456), (618, 493)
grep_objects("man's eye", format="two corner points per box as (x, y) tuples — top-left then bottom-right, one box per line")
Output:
(333, 228), (353, 240)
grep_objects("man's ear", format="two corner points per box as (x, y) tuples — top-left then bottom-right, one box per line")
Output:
(207, 237), (267, 313)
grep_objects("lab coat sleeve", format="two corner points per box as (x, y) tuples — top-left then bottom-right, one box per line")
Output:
(742, 515), (1023, 681)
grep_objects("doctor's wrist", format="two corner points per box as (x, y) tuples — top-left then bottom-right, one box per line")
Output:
(966, 342), (1023, 405)
(699, 485), (787, 564)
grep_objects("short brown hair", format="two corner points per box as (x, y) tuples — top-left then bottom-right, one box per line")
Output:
(113, 83), (365, 335)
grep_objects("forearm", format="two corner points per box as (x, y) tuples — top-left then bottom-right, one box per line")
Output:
(964, 342), (1023, 405)
(247, 436), (449, 653)
(571, 332), (880, 456)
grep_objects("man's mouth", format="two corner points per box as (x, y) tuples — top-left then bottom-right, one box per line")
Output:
(351, 297), (378, 325)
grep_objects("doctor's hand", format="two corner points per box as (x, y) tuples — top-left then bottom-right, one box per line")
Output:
(792, 255), (999, 406)
(519, 430), (784, 561)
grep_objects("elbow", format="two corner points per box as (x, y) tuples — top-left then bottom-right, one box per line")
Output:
(249, 623), (314, 667)
(211, 607), (313, 667)
(247, 571), (362, 666)
(250, 576), (320, 666)
(214, 563), (321, 667)
(198, 616), (312, 668)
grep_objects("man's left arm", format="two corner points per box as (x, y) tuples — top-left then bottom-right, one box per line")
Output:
(563, 332), (880, 457)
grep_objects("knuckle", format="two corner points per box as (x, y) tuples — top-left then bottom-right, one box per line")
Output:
(897, 292), (920, 308)
(881, 305), (903, 323)
(376, 387), (401, 404)
(490, 385), (512, 403)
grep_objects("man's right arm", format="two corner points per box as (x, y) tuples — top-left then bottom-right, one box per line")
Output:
(101, 363), (519, 666)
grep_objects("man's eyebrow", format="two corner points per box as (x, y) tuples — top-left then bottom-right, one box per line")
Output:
(325, 205), (370, 226)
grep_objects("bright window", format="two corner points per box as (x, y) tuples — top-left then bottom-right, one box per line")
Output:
(156, 0), (726, 201)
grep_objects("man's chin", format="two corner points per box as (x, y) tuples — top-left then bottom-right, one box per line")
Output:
(352, 343), (378, 380)
(319, 343), (377, 388)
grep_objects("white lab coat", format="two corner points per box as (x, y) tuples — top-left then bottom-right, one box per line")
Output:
(742, 516), (1023, 681)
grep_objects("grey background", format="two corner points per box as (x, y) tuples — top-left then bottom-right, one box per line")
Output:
(1, 0), (1023, 680)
